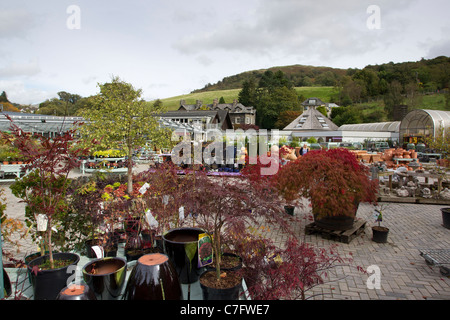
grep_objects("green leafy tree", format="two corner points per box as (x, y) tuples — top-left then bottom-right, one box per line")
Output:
(78, 76), (173, 194)
(238, 78), (258, 107)
(383, 80), (404, 120)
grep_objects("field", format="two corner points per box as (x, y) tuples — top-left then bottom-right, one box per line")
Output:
(159, 87), (336, 110)
(158, 87), (448, 114)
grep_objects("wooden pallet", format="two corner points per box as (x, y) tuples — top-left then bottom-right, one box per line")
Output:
(305, 219), (367, 244)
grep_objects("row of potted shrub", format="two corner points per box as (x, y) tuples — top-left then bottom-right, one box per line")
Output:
(3, 112), (384, 300)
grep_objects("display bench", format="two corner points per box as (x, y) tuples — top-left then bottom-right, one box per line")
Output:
(80, 157), (128, 174)
(2, 243), (249, 300)
(0, 164), (28, 182)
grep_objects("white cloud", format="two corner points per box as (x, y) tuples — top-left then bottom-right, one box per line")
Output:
(0, 80), (54, 105)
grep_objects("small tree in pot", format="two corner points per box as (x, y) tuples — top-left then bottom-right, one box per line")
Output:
(274, 148), (379, 231)
(182, 168), (291, 299)
(4, 117), (92, 268)
(4, 117), (93, 299)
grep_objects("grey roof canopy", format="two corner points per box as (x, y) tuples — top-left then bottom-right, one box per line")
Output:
(0, 111), (83, 135)
(399, 109), (450, 142)
(339, 122), (400, 132)
(283, 106), (339, 131)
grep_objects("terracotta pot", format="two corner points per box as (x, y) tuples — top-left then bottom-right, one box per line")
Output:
(162, 227), (205, 284)
(123, 253), (183, 300)
(56, 283), (97, 300)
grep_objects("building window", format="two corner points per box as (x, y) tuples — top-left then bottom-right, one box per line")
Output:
(235, 117), (240, 124)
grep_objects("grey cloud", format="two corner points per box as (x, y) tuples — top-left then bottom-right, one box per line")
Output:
(0, 58), (41, 77)
(172, 0), (419, 62)
(0, 9), (36, 39)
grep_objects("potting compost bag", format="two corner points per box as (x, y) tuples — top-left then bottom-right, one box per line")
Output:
(198, 233), (213, 267)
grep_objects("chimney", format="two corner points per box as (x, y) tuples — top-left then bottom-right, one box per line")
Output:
(232, 99), (238, 107)
(213, 98), (218, 107)
(180, 99), (185, 106)
(196, 100), (202, 109)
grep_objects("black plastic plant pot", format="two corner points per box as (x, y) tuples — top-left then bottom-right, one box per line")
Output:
(85, 239), (118, 258)
(56, 283), (97, 300)
(27, 252), (80, 300)
(3, 267), (12, 298)
(199, 271), (242, 300)
(441, 208), (450, 229)
(123, 253), (183, 300)
(372, 226), (389, 243)
(205, 252), (243, 273)
(284, 205), (295, 216)
(82, 257), (127, 300)
(162, 227), (204, 284)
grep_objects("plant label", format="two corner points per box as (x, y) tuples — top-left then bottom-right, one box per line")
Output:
(198, 233), (213, 267)
(145, 209), (159, 228)
(179, 206), (185, 220)
(36, 214), (48, 231)
(92, 245), (104, 258)
(139, 182), (150, 195)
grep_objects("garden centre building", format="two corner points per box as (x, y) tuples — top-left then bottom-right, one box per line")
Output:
(283, 108), (450, 145)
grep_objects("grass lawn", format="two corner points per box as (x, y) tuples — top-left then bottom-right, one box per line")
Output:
(158, 86), (336, 110)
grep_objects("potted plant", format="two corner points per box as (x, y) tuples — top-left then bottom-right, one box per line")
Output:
(372, 205), (390, 243)
(181, 167), (290, 300)
(441, 207), (450, 229)
(3, 116), (92, 299)
(240, 236), (362, 300)
(274, 148), (379, 231)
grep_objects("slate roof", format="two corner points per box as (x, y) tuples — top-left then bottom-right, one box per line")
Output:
(283, 107), (339, 131)
(178, 100), (255, 114)
(301, 97), (326, 107)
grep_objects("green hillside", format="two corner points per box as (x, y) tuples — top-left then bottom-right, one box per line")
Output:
(160, 86), (335, 110)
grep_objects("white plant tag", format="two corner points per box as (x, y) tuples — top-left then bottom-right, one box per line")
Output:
(36, 214), (48, 232)
(92, 246), (104, 258)
(145, 209), (159, 228)
(179, 206), (185, 220)
(139, 182), (150, 194)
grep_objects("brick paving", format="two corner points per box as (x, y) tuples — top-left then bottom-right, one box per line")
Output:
(269, 201), (450, 300)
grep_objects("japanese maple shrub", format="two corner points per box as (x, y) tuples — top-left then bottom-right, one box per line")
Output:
(5, 117), (92, 268)
(275, 148), (378, 225)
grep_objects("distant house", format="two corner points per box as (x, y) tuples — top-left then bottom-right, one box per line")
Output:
(159, 109), (233, 131)
(178, 99), (256, 128)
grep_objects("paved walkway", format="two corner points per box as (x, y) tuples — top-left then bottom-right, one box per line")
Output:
(2, 164), (450, 300)
(275, 201), (450, 300)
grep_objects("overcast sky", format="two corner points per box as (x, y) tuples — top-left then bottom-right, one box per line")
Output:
(1, 0), (449, 105)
